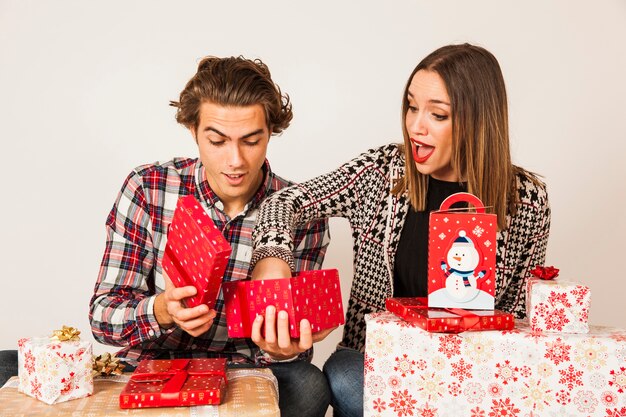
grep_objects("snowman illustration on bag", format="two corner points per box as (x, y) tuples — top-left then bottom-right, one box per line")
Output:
(428, 192), (496, 310)
(440, 230), (486, 300)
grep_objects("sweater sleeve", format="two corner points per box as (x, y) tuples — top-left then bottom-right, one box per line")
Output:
(495, 173), (551, 317)
(251, 144), (398, 271)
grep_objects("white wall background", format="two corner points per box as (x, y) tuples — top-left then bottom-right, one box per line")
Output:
(1, 0), (625, 381)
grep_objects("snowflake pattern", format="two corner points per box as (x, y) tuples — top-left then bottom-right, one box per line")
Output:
(394, 354), (417, 377)
(601, 390), (618, 406)
(438, 335), (462, 359)
(520, 378), (552, 411)
(363, 312), (626, 417)
(464, 382), (485, 404)
(574, 337), (609, 371)
(372, 398), (386, 412)
(451, 358), (473, 383)
(389, 389), (417, 416)
(488, 397), (520, 417)
(495, 360), (519, 385)
(448, 381), (462, 396)
(473, 225), (485, 237)
(416, 403), (438, 417)
(609, 367), (626, 393)
(558, 364), (584, 391)
(604, 407), (626, 417)
(572, 390), (598, 413)
(17, 338), (92, 404)
(544, 338), (571, 365)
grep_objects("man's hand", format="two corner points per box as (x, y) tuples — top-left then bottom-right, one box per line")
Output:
(154, 272), (216, 337)
(250, 305), (336, 360)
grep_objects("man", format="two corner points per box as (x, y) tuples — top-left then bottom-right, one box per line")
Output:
(89, 56), (331, 416)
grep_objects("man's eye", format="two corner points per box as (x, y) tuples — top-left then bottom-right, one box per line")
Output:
(244, 140), (260, 147)
(209, 140), (225, 146)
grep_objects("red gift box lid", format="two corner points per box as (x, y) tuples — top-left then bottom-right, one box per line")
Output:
(162, 195), (232, 309)
(119, 358), (227, 409)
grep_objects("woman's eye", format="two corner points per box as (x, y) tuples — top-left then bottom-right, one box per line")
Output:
(433, 113), (448, 121)
(408, 106), (418, 113)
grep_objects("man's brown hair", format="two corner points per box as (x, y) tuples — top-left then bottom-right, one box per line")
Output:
(171, 56), (292, 134)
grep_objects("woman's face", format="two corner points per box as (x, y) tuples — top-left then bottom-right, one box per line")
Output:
(405, 70), (457, 182)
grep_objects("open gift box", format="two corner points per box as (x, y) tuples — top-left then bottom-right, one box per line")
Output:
(223, 269), (344, 338)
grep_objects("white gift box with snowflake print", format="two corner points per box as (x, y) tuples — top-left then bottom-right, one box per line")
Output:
(526, 278), (590, 334)
(17, 336), (93, 404)
(364, 312), (626, 417)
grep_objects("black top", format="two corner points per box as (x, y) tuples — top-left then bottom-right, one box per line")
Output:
(393, 177), (466, 297)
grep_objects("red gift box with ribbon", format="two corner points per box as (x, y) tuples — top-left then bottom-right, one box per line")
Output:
(119, 358), (227, 408)
(223, 269), (345, 338)
(427, 192), (497, 310)
(162, 195), (232, 309)
(386, 297), (514, 333)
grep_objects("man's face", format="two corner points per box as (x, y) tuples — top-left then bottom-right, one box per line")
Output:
(192, 101), (270, 215)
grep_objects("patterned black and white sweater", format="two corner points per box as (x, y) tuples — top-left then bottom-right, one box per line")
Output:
(252, 144), (551, 352)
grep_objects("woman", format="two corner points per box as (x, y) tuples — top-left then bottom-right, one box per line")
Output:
(250, 43), (550, 417)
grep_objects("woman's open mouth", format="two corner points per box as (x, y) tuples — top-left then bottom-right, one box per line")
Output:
(410, 139), (435, 163)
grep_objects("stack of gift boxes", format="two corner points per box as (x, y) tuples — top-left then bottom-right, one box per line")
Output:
(364, 193), (626, 416)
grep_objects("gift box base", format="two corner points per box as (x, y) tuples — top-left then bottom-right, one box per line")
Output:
(364, 311), (626, 417)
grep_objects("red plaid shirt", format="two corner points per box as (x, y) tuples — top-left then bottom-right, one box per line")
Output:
(89, 158), (329, 365)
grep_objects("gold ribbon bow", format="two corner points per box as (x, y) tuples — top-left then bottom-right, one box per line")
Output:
(92, 352), (126, 377)
(51, 325), (81, 342)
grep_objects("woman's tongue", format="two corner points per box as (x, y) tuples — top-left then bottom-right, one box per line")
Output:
(417, 144), (434, 158)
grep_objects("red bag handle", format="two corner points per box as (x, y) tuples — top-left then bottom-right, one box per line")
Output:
(439, 192), (486, 213)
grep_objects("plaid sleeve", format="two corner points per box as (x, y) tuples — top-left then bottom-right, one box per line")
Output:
(89, 171), (165, 347)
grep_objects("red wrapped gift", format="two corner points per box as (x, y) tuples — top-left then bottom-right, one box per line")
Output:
(162, 195), (232, 309)
(119, 358), (227, 408)
(428, 192), (497, 310)
(386, 297), (514, 333)
(223, 269), (345, 338)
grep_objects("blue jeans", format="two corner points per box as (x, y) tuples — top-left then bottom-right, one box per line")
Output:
(234, 360), (330, 417)
(323, 349), (364, 417)
(0, 350), (18, 387)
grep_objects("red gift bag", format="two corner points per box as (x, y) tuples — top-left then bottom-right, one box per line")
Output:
(427, 192), (496, 310)
(162, 195), (232, 309)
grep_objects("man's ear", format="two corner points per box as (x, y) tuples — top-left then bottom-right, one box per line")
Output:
(190, 126), (198, 144)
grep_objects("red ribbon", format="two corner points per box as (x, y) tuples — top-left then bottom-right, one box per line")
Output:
(387, 298), (481, 332)
(529, 265), (560, 280)
(130, 359), (225, 406)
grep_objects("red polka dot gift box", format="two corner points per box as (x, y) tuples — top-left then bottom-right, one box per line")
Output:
(119, 358), (227, 408)
(386, 297), (514, 333)
(223, 269), (345, 338)
(428, 192), (497, 311)
(162, 195), (232, 309)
